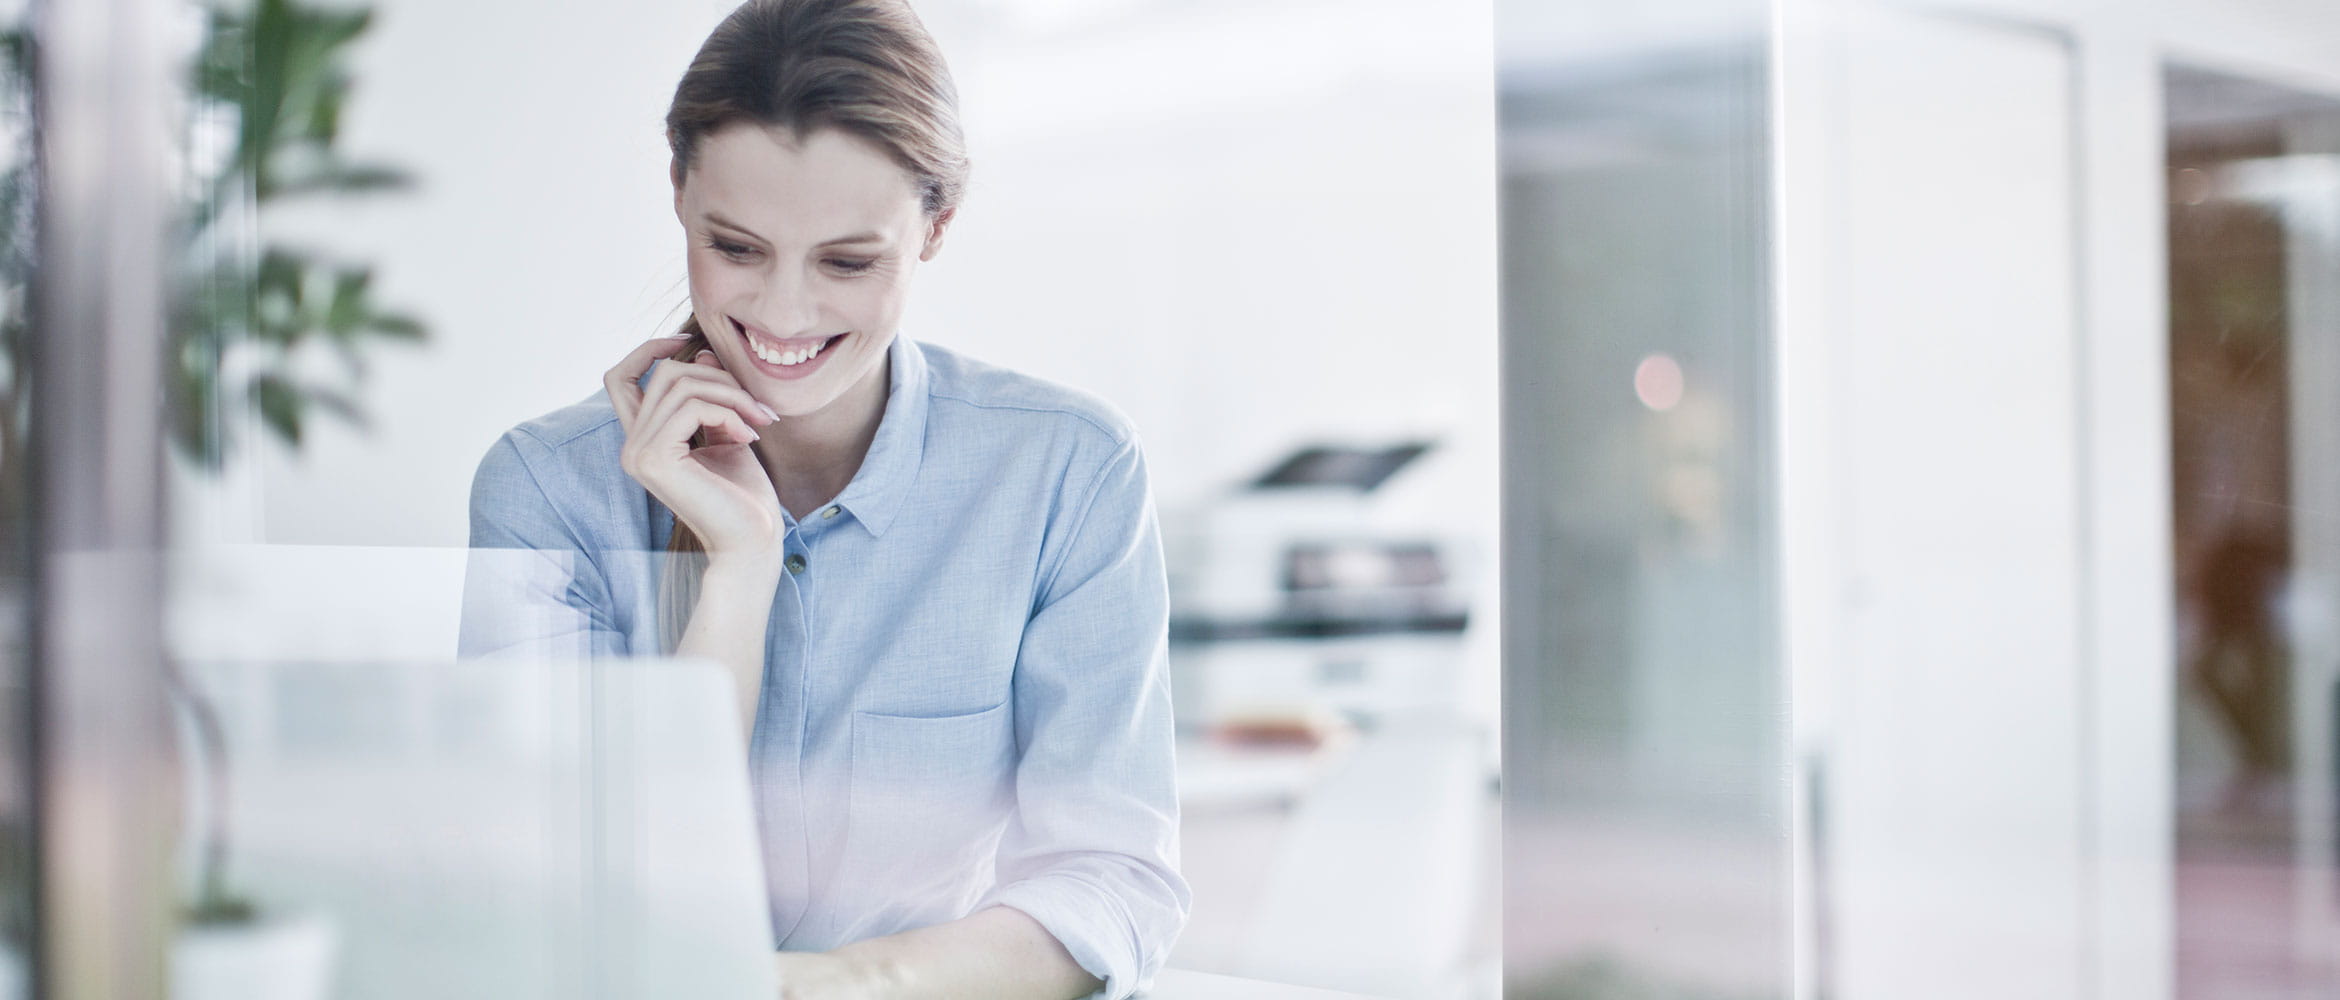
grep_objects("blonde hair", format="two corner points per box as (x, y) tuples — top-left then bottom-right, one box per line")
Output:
(657, 0), (968, 649)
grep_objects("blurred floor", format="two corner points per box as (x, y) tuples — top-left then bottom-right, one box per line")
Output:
(1494, 805), (2340, 1000)
(2177, 799), (2340, 1000)
(1502, 811), (1784, 999)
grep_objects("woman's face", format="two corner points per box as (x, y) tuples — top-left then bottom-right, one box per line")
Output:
(674, 123), (949, 420)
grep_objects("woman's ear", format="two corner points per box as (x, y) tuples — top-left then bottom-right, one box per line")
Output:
(670, 158), (687, 219)
(918, 207), (956, 262)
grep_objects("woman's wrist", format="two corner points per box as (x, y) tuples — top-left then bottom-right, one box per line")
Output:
(773, 946), (905, 1000)
(703, 546), (787, 582)
(826, 942), (909, 997)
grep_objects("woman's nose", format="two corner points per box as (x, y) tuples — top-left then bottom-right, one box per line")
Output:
(751, 266), (823, 337)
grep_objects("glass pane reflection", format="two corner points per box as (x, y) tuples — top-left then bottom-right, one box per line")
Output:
(0, 1), (27, 991)
(1498, 18), (1785, 1000)
(2166, 62), (2340, 1000)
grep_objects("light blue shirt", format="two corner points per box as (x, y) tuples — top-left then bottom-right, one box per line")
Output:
(458, 334), (1189, 999)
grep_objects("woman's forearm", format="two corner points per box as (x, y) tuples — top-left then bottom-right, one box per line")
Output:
(676, 554), (783, 738)
(825, 905), (1100, 1000)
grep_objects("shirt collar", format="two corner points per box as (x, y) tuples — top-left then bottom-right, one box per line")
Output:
(827, 333), (929, 538)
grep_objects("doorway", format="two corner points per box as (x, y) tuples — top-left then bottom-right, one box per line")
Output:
(2166, 63), (2340, 999)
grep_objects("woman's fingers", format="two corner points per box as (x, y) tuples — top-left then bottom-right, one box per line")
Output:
(635, 355), (777, 448)
(641, 397), (760, 464)
(639, 347), (766, 418)
(612, 346), (785, 555)
(686, 351), (774, 443)
(603, 336), (695, 432)
(623, 393), (754, 482)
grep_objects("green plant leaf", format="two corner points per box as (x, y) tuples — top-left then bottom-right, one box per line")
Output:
(365, 312), (424, 341)
(325, 265), (371, 336)
(251, 372), (302, 446)
(304, 386), (368, 430)
(268, 161), (413, 199)
(162, 0), (426, 471)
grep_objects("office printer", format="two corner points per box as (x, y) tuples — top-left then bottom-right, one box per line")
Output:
(1163, 441), (1472, 741)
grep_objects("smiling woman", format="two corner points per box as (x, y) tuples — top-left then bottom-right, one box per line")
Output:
(457, 1), (1189, 999)
(674, 126), (936, 407)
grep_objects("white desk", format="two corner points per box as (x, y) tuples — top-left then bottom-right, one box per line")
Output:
(1145, 968), (1387, 999)
(1173, 736), (1351, 810)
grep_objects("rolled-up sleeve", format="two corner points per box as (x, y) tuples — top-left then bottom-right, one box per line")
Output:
(458, 432), (629, 661)
(976, 438), (1190, 1000)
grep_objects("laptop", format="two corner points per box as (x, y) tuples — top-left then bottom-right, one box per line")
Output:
(183, 656), (780, 999)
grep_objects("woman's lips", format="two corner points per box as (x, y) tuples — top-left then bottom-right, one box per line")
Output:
(733, 318), (844, 381)
(732, 317), (833, 351)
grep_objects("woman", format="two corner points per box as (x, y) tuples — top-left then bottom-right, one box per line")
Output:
(457, 1), (1189, 997)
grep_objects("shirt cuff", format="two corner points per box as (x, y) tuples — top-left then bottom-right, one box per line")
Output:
(981, 873), (1150, 1000)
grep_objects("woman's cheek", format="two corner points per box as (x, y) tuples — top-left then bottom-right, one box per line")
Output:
(845, 277), (909, 331)
(683, 253), (712, 312)
(687, 257), (750, 321)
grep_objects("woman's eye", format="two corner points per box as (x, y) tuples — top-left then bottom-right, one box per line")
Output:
(827, 258), (877, 274)
(706, 239), (757, 261)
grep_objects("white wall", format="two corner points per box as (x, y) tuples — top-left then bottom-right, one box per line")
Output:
(1778, 8), (2087, 997)
(178, 0), (738, 543)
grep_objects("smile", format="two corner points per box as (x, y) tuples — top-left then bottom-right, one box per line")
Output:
(751, 336), (833, 366)
(733, 319), (846, 377)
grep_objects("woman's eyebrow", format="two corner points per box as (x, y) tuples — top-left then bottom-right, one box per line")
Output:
(702, 212), (886, 250)
(816, 231), (887, 248)
(703, 211), (769, 243)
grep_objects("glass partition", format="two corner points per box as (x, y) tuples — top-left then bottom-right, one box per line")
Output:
(1497, 3), (1786, 997)
(0, 2), (28, 991)
(2165, 62), (2340, 999)
(34, 3), (2340, 999)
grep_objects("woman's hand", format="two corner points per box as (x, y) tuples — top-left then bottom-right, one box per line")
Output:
(781, 909), (1098, 1000)
(604, 336), (784, 560)
(774, 950), (899, 1000)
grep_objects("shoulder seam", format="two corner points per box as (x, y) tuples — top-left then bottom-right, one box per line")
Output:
(1033, 437), (1143, 607)
(489, 433), (592, 552)
(510, 407), (621, 452)
(927, 388), (1131, 445)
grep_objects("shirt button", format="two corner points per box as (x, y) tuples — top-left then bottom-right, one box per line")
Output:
(785, 553), (808, 574)
(820, 506), (840, 520)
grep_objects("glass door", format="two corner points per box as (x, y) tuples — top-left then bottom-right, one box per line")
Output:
(2166, 62), (2340, 1000)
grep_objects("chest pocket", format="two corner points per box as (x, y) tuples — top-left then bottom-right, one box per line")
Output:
(837, 700), (1018, 891)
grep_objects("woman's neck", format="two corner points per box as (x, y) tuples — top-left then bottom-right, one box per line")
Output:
(752, 355), (892, 515)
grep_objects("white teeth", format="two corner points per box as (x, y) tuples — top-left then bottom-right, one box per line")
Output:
(752, 336), (828, 367)
(753, 337), (828, 367)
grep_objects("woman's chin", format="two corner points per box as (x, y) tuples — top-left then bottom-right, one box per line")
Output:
(752, 367), (878, 422)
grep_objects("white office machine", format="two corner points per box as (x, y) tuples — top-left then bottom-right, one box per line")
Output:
(1163, 441), (1476, 735)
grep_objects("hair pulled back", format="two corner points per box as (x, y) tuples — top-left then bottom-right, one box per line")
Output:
(658, 0), (968, 649)
(666, 0), (968, 215)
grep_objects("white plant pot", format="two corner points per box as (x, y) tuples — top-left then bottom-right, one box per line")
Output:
(171, 912), (336, 1000)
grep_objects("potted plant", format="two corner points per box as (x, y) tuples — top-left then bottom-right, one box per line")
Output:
(0, 1), (427, 996)
(174, 0), (426, 471)
(169, 1), (426, 997)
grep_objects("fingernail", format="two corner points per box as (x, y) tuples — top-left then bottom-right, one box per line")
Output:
(757, 403), (781, 423)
